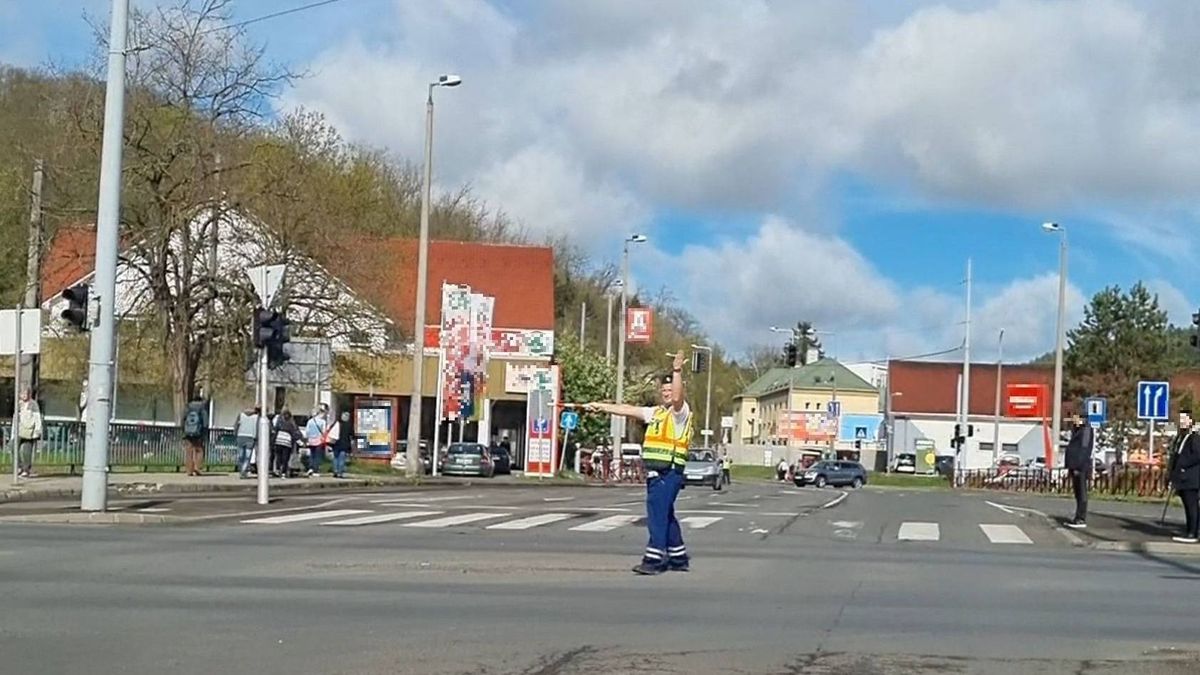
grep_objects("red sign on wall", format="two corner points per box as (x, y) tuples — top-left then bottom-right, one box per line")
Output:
(1005, 383), (1048, 418)
(626, 307), (653, 343)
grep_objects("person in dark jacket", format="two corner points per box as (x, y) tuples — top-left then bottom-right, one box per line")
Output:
(1063, 413), (1094, 529)
(271, 409), (301, 479)
(1168, 410), (1199, 544)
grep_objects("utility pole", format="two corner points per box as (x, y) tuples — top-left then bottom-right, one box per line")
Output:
(20, 159), (44, 393)
(579, 302), (586, 348)
(81, 0), (130, 512)
(993, 329), (1004, 466)
(959, 258), (972, 461)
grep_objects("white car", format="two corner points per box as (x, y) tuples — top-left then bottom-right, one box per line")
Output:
(893, 453), (917, 474)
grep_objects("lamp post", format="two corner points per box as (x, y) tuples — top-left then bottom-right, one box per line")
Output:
(611, 234), (647, 454)
(605, 279), (622, 364)
(993, 328), (1004, 466)
(1043, 222), (1067, 467)
(691, 343), (714, 448)
(405, 73), (461, 478)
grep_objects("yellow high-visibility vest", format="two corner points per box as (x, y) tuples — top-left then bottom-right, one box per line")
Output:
(642, 406), (693, 467)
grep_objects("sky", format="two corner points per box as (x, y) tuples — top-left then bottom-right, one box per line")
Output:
(4, 0), (1199, 364)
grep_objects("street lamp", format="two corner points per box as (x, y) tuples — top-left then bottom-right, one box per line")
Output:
(405, 73), (462, 478)
(612, 234), (647, 454)
(691, 343), (714, 448)
(605, 279), (623, 364)
(1043, 222), (1067, 467)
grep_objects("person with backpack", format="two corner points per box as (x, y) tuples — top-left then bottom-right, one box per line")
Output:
(305, 404), (330, 478)
(233, 405), (260, 479)
(182, 395), (209, 477)
(271, 409), (301, 479)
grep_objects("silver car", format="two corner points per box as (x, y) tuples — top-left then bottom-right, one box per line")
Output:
(683, 450), (725, 491)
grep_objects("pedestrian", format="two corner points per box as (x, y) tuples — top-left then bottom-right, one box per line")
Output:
(16, 389), (43, 479)
(271, 409), (300, 478)
(777, 458), (788, 482)
(234, 405), (260, 479)
(1063, 412), (1094, 529)
(1168, 409), (1199, 544)
(586, 350), (693, 575)
(305, 403), (330, 477)
(329, 410), (352, 478)
(721, 449), (732, 486)
(181, 394), (208, 477)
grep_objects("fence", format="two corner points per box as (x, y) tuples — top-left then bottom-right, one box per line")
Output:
(956, 465), (1171, 499)
(578, 449), (646, 484)
(0, 420), (244, 473)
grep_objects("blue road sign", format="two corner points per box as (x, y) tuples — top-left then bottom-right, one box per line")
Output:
(827, 401), (842, 419)
(560, 410), (579, 431)
(533, 417), (550, 434)
(1136, 381), (1170, 421)
(1085, 397), (1107, 426)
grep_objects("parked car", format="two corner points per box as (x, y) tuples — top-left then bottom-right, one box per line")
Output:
(441, 443), (495, 478)
(893, 453), (917, 474)
(489, 443), (513, 475)
(683, 450), (725, 491)
(934, 455), (956, 477)
(391, 441), (432, 474)
(797, 460), (867, 489)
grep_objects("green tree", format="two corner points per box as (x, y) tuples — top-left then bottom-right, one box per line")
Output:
(1065, 283), (1171, 460)
(554, 334), (614, 447)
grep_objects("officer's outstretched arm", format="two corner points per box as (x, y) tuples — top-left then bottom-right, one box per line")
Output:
(584, 402), (645, 420)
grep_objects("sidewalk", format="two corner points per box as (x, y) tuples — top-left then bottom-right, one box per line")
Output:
(987, 491), (1200, 557)
(0, 470), (588, 504)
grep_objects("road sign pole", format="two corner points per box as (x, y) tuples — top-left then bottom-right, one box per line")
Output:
(256, 347), (269, 505)
(1149, 421), (1155, 466)
(12, 304), (22, 482)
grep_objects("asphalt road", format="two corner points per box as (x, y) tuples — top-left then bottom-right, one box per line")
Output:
(1, 480), (1198, 674)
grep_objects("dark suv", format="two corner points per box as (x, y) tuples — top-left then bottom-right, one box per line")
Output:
(796, 460), (867, 489)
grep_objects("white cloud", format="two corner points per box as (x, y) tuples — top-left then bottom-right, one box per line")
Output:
(1144, 278), (1197, 325)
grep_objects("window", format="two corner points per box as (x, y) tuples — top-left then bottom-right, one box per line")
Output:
(979, 442), (994, 453)
(1002, 443), (1019, 454)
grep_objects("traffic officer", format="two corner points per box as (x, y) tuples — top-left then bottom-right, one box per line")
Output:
(587, 350), (693, 575)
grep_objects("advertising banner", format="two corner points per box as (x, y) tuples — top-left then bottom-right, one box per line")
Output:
(838, 414), (884, 443)
(626, 307), (653, 343)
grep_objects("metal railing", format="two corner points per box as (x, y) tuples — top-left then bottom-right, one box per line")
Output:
(0, 420), (244, 473)
(956, 465), (1171, 498)
(580, 451), (646, 483)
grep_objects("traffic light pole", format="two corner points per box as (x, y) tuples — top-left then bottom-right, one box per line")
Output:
(81, 0), (130, 512)
(257, 347), (270, 505)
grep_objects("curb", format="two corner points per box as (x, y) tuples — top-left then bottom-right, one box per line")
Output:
(0, 475), (610, 504)
(1092, 540), (1200, 557)
(0, 512), (175, 525)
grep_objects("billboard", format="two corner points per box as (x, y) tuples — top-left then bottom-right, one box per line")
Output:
(838, 414), (883, 443)
(626, 307), (653, 343)
(1006, 383), (1049, 418)
(778, 411), (837, 443)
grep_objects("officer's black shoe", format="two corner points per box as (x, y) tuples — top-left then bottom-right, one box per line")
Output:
(669, 564), (690, 573)
(631, 563), (666, 575)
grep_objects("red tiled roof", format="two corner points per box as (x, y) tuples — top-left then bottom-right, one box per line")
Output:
(40, 225), (97, 299)
(39, 225), (556, 330)
(321, 237), (556, 329)
(889, 359), (1054, 416)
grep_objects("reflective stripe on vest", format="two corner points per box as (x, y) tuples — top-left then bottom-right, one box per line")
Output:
(642, 407), (693, 467)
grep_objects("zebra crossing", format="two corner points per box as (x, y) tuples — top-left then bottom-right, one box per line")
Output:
(836, 519), (1045, 546)
(239, 508), (729, 533)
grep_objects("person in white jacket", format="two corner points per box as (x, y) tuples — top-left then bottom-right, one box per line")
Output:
(16, 389), (43, 478)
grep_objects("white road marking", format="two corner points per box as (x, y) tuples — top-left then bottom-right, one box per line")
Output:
(569, 515), (641, 532)
(751, 528), (770, 534)
(371, 495), (473, 504)
(762, 512), (801, 517)
(242, 509), (371, 525)
(487, 513), (574, 530)
(980, 524), (1033, 544)
(680, 516), (722, 529)
(985, 501), (1044, 517)
(675, 509), (744, 515)
(542, 497), (575, 502)
(404, 512), (511, 528)
(137, 507), (171, 513)
(830, 520), (863, 529)
(574, 507), (634, 512)
(897, 522), (940, 542)
(821, 492), (849, 509)
(711, 502), (752, 507)
(323, 511), (443, 526)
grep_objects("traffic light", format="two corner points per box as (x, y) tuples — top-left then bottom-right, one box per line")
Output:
(854, 440), (862, 450)
(253, 307), (275, 348)
(60, 284), (90, 331)
(967, 424), (974, 437)
(785, 343), (798, 367)
(691, 350), (708, 373)
(1191, 311), (1200, 349)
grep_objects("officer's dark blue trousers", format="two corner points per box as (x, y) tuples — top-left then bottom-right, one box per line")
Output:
(643, 469), (688, 569)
